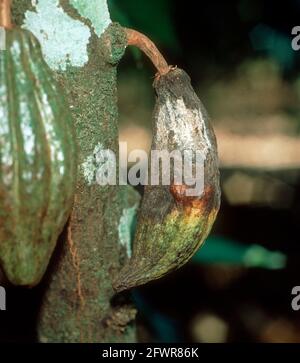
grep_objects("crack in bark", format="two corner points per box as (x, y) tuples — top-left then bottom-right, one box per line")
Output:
(67, 219), (85, 309)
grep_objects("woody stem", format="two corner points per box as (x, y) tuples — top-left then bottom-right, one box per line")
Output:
(0, 0), (12, 29)
(125, 28), (170, 76)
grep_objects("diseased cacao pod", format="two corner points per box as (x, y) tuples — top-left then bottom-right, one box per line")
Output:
(113, 68), (220, 292)
(0, 28), (77, 286)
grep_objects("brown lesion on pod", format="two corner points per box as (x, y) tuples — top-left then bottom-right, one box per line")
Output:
(170, 184), (217, 216)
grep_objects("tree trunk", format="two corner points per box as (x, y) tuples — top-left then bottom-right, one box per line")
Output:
(12, 0), (139, 342)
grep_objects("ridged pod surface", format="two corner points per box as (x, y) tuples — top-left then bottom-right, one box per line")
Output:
(0, 28), (77, 286)
(114, 68), (220, 291)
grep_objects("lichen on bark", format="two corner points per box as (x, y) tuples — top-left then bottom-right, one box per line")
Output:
(11, 0), (139, 343)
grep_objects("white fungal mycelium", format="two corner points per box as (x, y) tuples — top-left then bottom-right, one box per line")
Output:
(156, 97), (212, 159)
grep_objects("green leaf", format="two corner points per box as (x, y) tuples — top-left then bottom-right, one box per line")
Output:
(193, 236), (287, 270)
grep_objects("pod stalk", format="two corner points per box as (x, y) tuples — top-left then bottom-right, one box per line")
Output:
(0, 0), (12, 29)
(125, 28), (171, 76)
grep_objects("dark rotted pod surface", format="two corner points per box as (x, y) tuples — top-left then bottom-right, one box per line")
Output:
(0, 28), (77, 286)
(113, 68), (221, 292)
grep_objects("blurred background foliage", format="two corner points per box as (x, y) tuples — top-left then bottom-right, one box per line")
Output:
(110, 0), (300, 343)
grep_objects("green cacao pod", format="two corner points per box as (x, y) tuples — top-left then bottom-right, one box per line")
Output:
(0, 28), (77, 286)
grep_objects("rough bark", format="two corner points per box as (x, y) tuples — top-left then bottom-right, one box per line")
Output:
(12, 1), (139, 342)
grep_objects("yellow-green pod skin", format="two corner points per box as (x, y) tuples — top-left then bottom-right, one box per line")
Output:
(0, 28), (77, 286)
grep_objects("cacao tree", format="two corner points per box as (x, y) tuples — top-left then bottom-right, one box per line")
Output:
(8, 0), (139, 343)
(0, 0), (220, 343)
